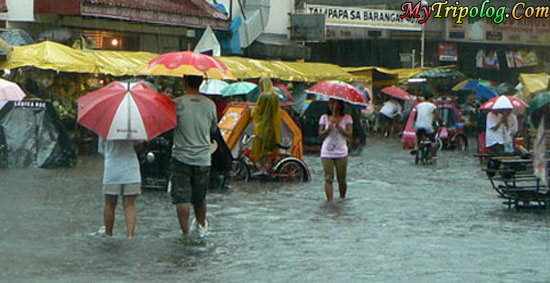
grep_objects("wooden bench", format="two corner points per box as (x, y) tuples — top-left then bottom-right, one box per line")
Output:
(483, 157), (550, 209)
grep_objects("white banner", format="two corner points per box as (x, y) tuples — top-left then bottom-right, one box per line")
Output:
(304, 4), (421, 31)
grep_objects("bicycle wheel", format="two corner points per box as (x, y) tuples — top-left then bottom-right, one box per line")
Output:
(453, 134), (468, 152)
(421, 144), (430, 165)
(229, 158), (250, 182)
(275, 159), (308, 182)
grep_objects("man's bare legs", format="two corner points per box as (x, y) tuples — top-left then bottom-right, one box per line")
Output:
(122, 195), (137, 239)
(176, 203), (191, 235)
(193, 203), (207, 228)
(104, 195), (117, 236)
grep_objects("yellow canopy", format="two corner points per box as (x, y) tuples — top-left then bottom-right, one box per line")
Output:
(0, 41), (98, 73)
(219, 57), (359, 82)
(0, 40), (366, 82)
(89, 50), (156, 76)
(518, 73), (550, 98)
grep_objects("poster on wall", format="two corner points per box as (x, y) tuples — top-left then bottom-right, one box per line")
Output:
(438, 42), (458, 62)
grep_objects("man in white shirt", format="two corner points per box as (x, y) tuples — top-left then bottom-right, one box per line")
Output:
(378, 97), (402, 137)
(412, 96), (441, 161)
(485, 110), (511, 153)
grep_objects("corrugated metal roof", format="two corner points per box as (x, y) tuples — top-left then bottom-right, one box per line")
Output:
(82, 0), (228, 20)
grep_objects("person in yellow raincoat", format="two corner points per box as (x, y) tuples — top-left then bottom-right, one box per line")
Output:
(251, 77), (281, 175)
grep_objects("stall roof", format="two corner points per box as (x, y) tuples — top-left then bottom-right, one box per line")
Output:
(0, 41), (98, 73)
(0, 41), (361, 81)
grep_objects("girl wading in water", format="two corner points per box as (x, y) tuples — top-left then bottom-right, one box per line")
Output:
(318, 99), (353, 201)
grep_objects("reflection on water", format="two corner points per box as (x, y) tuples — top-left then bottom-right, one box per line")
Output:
(1, 139), (549, 282)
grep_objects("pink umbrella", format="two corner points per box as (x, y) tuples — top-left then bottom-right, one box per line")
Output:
(479, 95), (528, 110)
(0, 78), (26, 101)
(381, 86), (412, 100)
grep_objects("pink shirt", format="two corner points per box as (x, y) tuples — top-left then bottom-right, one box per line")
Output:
(319, 114), (353, 158)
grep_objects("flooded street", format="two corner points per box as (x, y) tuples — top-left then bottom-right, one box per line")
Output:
(1, 138), (549, 282)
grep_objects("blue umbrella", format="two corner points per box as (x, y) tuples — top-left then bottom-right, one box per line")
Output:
(474, 84), (498, 100)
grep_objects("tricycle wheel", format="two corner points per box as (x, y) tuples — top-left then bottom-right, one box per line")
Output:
(229, 158), (250, 182)
(276, 159), (308, 182)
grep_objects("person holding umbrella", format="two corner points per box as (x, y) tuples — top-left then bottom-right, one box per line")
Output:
(319, 99), (353, 201)
(78, 81), (177, 239)
(171, 74), (218, 236)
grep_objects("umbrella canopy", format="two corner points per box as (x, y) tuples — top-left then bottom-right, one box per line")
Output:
(412, 68), (466, 79)
(0, 78), (26, 101)
(381, 86), (412, 100)
(306, 80), (367, 107)
(474, 84), (498, 100)
(527, 91), (550, 112)
(479, 95), (528, 110)
(494, 82), (516, 95)
(221, 82), (259, 97)
(452, 79), (491, 91)
(199, 79), (229, 95)
(145, 51), (234, 80)
(77, 81), (176, 140)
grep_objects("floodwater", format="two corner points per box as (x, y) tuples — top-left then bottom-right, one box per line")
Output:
(1, 139), (549, 282)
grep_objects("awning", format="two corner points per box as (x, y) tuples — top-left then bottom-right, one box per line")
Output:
(0, 41), (361, 82)
(0, 41), (98, 73)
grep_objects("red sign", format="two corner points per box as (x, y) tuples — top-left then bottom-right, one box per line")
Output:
(438, 42), (458, 62)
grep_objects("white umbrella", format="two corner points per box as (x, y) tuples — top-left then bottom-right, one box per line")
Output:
(0, 78), (26, 101)
(199, 79), (229, 95)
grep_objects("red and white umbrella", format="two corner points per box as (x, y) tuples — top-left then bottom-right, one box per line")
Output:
(306, 80), (367, 107)
(77, 81), (176, 140)
(479, 95), (528, 110)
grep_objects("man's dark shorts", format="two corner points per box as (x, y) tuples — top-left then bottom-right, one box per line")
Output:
(170, 158), (210, 206)
(415, 128), (436, 142)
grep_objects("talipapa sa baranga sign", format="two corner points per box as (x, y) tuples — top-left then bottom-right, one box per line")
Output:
(304, 4), (421, 31)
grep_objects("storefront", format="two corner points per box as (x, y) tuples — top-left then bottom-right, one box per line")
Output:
(295, 2), (444, 68)
(444, 17), (550, 83)
(2, 0), (232, 53)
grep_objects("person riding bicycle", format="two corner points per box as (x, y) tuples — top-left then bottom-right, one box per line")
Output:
(411, 95), (442, 162)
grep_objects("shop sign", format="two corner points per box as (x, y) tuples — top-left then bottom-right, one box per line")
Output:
(445, 18), (550, 46)
(13, 101), (47, 109)
(304, 4), (421, 31)
(438, 42), (458, 62)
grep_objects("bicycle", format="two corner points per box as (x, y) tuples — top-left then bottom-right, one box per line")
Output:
(414, 131), (440, 165)
(229, 134), (310, 182)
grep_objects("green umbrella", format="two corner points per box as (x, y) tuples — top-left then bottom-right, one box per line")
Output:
(527, 91), (550, 112)
(412, 68), (466, 79)
(221, 82), (259, 97)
